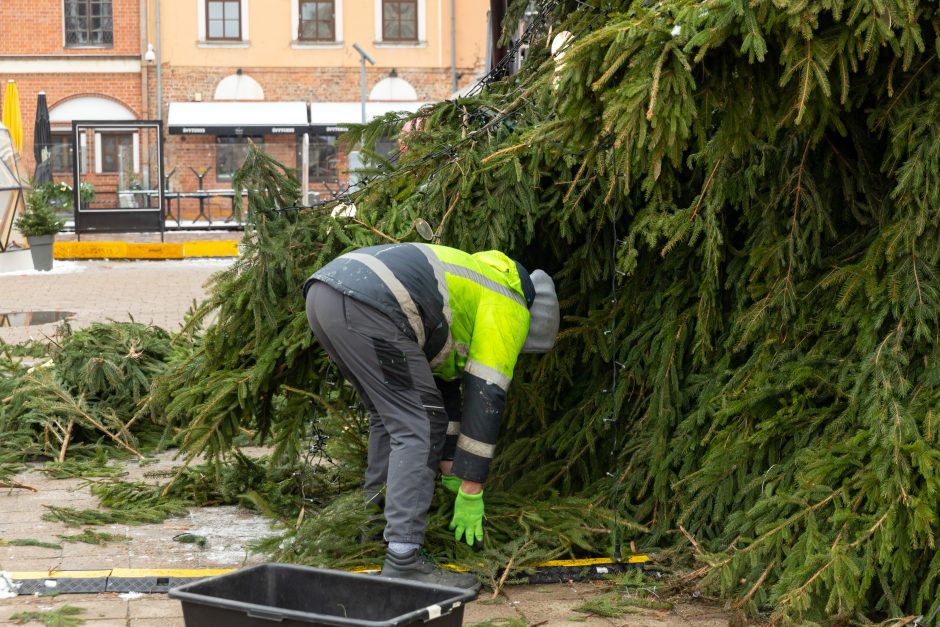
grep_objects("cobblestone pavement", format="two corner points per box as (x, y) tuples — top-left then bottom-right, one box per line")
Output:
(0, 258), (735, 626)
(0, 259), (233, 345)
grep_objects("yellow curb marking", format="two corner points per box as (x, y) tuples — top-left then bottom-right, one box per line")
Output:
(54, 242), (127, 259)
(10, 556), (651, 582)
(110, 568), (234, 578)
(126, 243), (184, 259)
(540, 556), (650, 567)
(53, 240), (239, 260)
(183, 241), (239, 257)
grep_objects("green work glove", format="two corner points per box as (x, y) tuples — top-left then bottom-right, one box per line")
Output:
(441, 474), (461, 494)
(449, 488), (484, 546)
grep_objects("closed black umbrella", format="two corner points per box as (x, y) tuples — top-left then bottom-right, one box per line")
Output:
(33, 91), (53, 186)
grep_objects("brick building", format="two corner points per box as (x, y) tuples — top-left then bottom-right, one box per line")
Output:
(0, 0), (148, 199)
(1, 0), (490, 225)
(154, 0), (489, 207)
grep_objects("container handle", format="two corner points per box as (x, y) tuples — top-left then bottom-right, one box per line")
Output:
(245, 609), (286, 622)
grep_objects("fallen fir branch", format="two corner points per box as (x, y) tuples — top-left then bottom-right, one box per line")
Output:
(0, 538), (63, 550)
(10, 605), (85, 626)
(58, 530), (126, 545)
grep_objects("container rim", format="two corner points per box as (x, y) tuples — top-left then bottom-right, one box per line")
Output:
(167, 563), (477, 627)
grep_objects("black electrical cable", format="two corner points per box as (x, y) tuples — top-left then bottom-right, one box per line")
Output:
(608, 206), (623, 561)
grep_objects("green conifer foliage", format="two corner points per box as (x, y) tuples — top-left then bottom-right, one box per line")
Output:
(151, 0), (940, 621)
(1, 323), (174, 462)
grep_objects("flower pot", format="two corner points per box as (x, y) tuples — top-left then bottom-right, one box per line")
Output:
(26, 234), (55, 271)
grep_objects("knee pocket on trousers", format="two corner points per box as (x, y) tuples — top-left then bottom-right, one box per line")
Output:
(372, 338), (413, 390)
(422, 393), (448, 471)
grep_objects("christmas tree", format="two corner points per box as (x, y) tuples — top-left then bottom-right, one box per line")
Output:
(151, 0), (940, 621)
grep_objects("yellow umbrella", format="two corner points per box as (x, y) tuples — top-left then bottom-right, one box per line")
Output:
(2, 80), (23, 155)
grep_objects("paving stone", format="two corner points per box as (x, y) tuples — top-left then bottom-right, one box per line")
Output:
(2, 492), (93, 513)
(0, 594), (128, 622)
(0, 547), (63, 564)
(461, 596), (526, 624)
(502, 582), (626, 626)
(1, 511), (58, 524)
(126, 597), (183, 619)
(56, 555), (131, 570)
(61, 598), (129, 619)
(131, 618), (186, 627)
(0, 259), (234, 344)
(0, 558), (66, 571)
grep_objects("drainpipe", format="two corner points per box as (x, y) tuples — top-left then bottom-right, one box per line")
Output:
(450, 0), (457, 93)
(156, 0), (163, 120)
(302, 132), (310, 206)
(140, 0), (149, 118)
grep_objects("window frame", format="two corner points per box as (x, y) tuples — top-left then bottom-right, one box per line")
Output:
(205, 0), (243, 42)
(50, 133), (75, 174)
(298, 0), (336, 42)
(97, 131), (134, 175)
(296, 135), (339, 184)
(63, 0), (114, 49)
(216, 136), (263, 182)
(51, 129), (89, 175)
(381, 0), (418, 42)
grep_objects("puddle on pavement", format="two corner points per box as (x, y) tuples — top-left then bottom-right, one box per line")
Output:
(0, 311), (75, 327)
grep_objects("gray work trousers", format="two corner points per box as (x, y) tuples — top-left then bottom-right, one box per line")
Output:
(305, 281), (449, 545)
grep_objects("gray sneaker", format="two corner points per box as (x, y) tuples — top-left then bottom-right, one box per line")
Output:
(380, 548), (480, 591)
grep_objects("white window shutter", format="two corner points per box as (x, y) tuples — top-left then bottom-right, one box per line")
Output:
(132, 132), (140, 173)
(94, 132), (102, 174)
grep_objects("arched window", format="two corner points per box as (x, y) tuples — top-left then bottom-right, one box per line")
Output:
(214, 72), (264, 100)
(49, 96), (136, 175)
(369, 76), (418, 101)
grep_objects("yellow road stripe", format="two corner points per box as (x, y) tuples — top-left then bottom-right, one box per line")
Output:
(540, 556), (651, 567)
(109, 568), (234, 578)
(10, 556), (651, 582)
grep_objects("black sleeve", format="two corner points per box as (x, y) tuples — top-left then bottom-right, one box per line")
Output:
(435, 377), (462, 460)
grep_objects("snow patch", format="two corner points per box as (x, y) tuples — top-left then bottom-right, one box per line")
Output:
(0, 260), (87, 276)
(0, 572), (20, 598)
(185, 506), (273, 565)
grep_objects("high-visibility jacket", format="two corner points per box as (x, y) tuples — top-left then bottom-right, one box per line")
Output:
(305, 243), (532, 482)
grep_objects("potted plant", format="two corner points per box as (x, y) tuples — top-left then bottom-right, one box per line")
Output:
(15, 183), (65, 271)
(48, 180), (95, 213)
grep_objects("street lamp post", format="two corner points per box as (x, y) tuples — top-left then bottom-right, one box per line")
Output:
(352, 43), (376, 124)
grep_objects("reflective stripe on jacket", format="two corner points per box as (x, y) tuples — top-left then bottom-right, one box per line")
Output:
(305, 243), (531, 482)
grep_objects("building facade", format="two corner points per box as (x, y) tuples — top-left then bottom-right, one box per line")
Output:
(0, 0), (147, 194)
(1, 0), (489, 222)
(154, 0), (488, 203)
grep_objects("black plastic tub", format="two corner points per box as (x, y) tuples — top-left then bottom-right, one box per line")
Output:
(168, 563), (477, 627)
